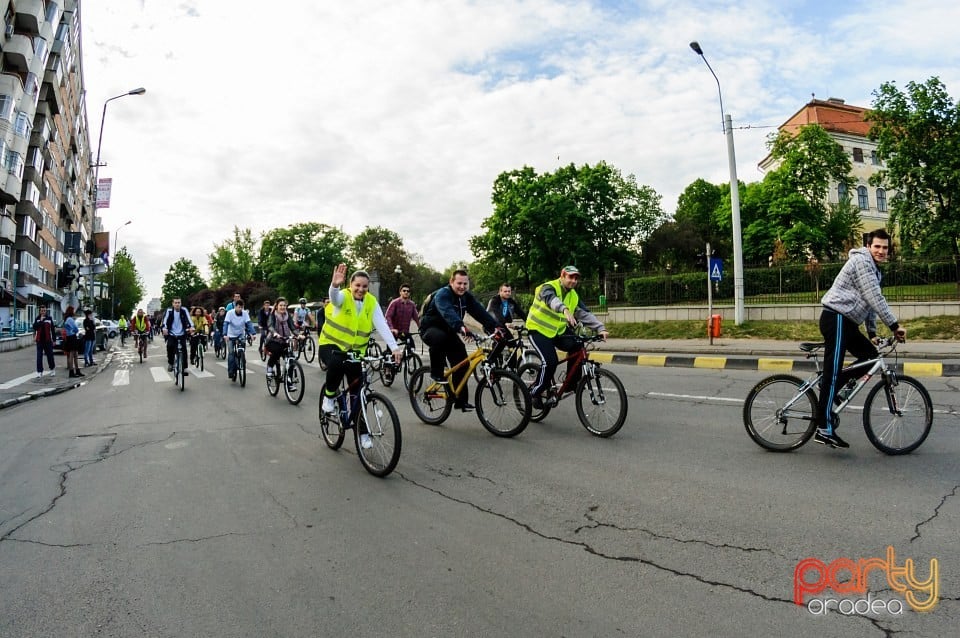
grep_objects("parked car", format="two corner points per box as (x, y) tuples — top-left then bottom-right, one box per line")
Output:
(52, 323), (108, 351)
(98, 319), (119, 339)
(53, 324), (65, 353)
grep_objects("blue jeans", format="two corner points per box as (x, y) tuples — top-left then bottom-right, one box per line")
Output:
(227, 337), (245, 377)
(83, 338), (95, 365)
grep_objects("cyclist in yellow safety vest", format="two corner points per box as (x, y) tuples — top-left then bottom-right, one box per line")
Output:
(526, 265), (608, 410)
(318, 264), (401, 447)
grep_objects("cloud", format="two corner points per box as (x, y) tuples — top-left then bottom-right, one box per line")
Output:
(80, 0), (960, 302)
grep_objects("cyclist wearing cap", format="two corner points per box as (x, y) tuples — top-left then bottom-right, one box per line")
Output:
(526, 265), (608, 409)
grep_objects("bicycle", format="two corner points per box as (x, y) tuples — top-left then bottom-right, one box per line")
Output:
(380, 332), (423, 390)
(191, 333), (207, 372)
(318, 353), (402, 477)
(408, 332), (531, 437)
(228, 335), (252, 387)
(169, 335), (188, 392)
(743, 337), (933, 455)
(294, 326), (316, 363)
(517, 332), (629, 438)
(213, 329), (226, 360)
(474, 323), (541, 382)
(265, 337), (306, 405)
(135, 331), (149, 364)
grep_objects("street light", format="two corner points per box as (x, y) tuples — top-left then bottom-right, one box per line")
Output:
(394, 265), (402, 300)
(111, 220), (131, 319)
(89, 87), (146, 313)
(690, 42), (745, 325)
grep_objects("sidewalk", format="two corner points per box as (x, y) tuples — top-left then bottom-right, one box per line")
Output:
(3, 336), (960, 410)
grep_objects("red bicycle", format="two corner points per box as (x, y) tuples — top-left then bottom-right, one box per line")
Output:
(518, 332), (628, 437)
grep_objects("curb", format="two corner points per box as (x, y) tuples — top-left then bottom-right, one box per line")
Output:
(595, 352), (960, 377)
(0, 350), (115, 411)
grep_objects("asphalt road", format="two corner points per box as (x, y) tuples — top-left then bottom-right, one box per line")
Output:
(1, 340), (957, 637)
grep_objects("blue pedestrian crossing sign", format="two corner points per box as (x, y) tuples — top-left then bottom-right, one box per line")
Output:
(710, 258), (723, 282)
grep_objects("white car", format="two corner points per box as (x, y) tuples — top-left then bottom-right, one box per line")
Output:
(98, 319), (119, 339)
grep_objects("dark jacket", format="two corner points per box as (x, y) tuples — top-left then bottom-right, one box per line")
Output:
(486, 295), (526, 325)
(421, 285), (498, 335)
(83, 316), (96, 341)
(33, 315), (56, 344)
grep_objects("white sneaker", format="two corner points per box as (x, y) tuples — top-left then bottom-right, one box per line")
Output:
(36, 371), (43, 378)
(48, 369), (55, 377)
(359, 434), (373, 449)
(322, 396), (337, 414)
(265, 369), (274, 379)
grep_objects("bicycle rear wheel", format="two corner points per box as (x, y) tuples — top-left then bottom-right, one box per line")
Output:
(320, 406), (345, 450)
(863, 375), (933, 455)
(356, 391), (402, 477)
(176, 349), (185, 392)
(266, 363), (280, 396)
(575, 367), (628, 437)
(403, 353), (422, 390)
(476, 369), (530, 437)
(408, 367), (452, 425)
(518, 363), (551, 422)
(743, 374), (817, 451)
(284, 360), (305, 405)
(303, 337), (316, 363)
(198, 344), (205, 371)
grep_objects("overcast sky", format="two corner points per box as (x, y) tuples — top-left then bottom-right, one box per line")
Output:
(79, 0), (960, 303)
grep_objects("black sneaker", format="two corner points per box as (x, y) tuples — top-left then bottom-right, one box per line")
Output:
(814, 429), (849, 449)
(454, 402), (475, 413)
(531, 395), (545, 410)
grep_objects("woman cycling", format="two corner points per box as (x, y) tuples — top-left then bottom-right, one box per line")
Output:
(189, 306), (209, 366)
(264, 297), (295, 377)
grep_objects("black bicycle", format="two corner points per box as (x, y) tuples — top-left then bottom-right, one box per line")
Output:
(136, 331), (149, 364)
(294, 327), (316, 363)
(265, 337), (306, 405)
(191, 333), (207, 372)
(380, 332), (423, 390)
(319, 353), (402, 477)
(229, 335), (252, 387)
(170, 335), (188, 392)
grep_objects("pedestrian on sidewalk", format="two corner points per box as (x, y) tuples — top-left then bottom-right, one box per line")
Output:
(32, 304), (56, 378)
(82, 309), (96, 367)
(63, 306), (83, 378)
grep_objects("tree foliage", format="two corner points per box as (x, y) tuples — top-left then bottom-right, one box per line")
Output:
(869, 76), (960, 257)
(470, 162), (665, 287)
(161, 258), (206, 308)
(107, 247), (145, 318)
(257, 223), (349, 301)
(209, 226), (258, 288)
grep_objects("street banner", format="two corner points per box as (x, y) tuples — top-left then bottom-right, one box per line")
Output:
(96, 178), (112, 208)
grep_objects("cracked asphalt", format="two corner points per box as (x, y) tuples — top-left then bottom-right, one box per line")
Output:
(0, 345), (957, 637)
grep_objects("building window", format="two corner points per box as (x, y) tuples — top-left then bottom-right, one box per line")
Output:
(853, 148), (864, 163)
(837, 183), (848, 201)
(857, 186), (869, 210)
(4, 150), (24, 179)
(871, 150), (880, 166)
(876, 188), (887, 213)
(14, 112), (33, 138)
(0, 95), (14, 123)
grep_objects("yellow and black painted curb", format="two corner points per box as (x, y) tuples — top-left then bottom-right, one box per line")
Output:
(593, 352), (959, 378)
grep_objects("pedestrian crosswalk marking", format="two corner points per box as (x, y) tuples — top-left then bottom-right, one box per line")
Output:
(113, 370), (130, 386)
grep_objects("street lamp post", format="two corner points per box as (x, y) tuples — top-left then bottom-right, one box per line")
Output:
(11, 263), (18, 334)
(690, 42), (745, 325)
(89, 87), (146, 314)
(111, 220), (131, 319)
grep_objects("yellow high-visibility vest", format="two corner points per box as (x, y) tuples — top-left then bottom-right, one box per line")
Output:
(527, 278), (578, 338)
(318, 293), (377, 353)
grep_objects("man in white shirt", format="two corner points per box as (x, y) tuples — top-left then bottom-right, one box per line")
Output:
(223, 298), (256, 381)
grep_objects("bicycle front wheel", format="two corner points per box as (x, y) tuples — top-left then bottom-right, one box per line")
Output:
(743, 374), (817, 451)
(284, 360), (305, 405)
(303, 337), (316, 363)
(238, 351), (247, 387)
(863, 375), (933, 455)
(357, 391), (402, 477)
(198, 345), (205, 371)
(403, 353), (422, 390)
(475, 369), (530, 437)
(176, 350), (185, 392)
(408, 366), (452, 425)
(575, 367), (628, 437)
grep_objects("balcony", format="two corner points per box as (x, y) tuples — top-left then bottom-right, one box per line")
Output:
(0, 214), (16, 243)
(14, 0), (46, 35)
(2, 33), (36, 72)
(0, 172), (21, 206)
(0, 72), (25, 102)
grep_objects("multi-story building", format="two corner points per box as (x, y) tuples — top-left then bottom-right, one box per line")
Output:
(759, 97), (895, 237)
(1, 0), (93, 332)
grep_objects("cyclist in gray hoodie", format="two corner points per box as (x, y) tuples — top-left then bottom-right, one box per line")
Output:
(816, 228), (906, 448)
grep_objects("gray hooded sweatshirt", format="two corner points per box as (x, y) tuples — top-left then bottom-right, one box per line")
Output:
(820, 247), (899, 337)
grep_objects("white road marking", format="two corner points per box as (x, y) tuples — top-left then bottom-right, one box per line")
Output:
(0, 373), (39, 390)
(649, 392), (743, 404)
(113, 370), (130, 386)
(150, 367), (171, 382)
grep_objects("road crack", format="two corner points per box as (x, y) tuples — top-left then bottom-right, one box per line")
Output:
(910, 484), (959, 542)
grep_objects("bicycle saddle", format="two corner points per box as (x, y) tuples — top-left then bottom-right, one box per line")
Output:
(799, 342), (825, 352)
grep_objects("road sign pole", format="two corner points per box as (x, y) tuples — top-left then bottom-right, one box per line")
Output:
(706, 243), (713, 345)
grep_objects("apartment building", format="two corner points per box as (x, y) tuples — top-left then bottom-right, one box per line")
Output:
(0, 0), (92, 332)
(759, 97), (895, 234)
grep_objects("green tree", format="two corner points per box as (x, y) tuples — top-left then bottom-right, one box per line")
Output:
(161, 258), (206, 308)
(674, 178), (725, 252)
(107, 247), (146, 319)
(209, 226), (258, 288)
(869, 77), (960, 257)
(350, 226), (413, 300)
(257, 223), (349, 300)
(471, 162), (664, 288)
